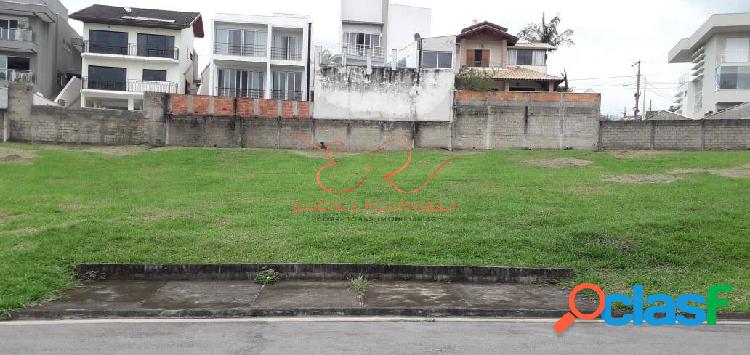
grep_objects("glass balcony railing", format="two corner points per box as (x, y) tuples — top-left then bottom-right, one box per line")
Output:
(270, 47), (303, 61)
(272, 90), (303, 101)
(0, 28), (33, 42)
(213, 43), (267, 58)
(216, 87), (265, 99)
(0, 69), (34, 83)
(342, 44), (384, 59)
(83, 77), (179, 94)
(84, 41), (180, 60)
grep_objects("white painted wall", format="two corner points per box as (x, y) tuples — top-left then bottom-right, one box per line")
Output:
(314, 66), (454, 122)
(386, 4), (431, 59)
(341, 0), (384, 24)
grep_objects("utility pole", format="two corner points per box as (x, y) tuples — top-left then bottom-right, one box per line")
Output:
(633, 61), (641, 120)
(642, 76), (647, 121)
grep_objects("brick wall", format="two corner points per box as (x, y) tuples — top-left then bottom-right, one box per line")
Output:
(169, 94), (312, 120)
(600, 120), (750, 150)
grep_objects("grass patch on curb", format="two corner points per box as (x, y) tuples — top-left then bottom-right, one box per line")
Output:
(0, 143), (749, 311)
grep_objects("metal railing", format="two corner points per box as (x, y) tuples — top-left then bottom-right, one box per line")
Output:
(213, 42), (267, 57)
(270, 47), (303, 61)
(342, 44), (384, 59)
(0, 28), (33, 42)
(272, 90), (302, 101)
(83, 77), (178, 94)
(217, 87), (264, 99)
(719, 49), (750, 63)
(0, 69), (34, 83)
(84, 41), (180, 60)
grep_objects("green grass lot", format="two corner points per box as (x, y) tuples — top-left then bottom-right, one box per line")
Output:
(0, 143), (749, 312)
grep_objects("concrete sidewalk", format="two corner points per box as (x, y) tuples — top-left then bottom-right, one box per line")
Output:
(12, 280), (597, 320)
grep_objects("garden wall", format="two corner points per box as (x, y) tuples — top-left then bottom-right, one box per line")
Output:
(600, 120), (750, 150)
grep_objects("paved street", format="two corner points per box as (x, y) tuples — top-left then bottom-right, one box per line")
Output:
(1, 318), (748, 354)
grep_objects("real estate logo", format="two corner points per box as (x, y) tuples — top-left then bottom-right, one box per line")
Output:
(554, 283), (733, 334)
(290, 132), (461, 216)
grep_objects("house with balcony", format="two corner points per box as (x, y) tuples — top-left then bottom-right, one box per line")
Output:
(338, 0), (431, 67)
(70, 5), (203, 110)
(203, 13), (312, 101)
(0, 0), (81, 99)
(669, 13), (750, 118)
(457, 21), (562, 92)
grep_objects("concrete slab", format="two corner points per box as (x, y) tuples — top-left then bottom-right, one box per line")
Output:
(29, 281), (166, 311)
(253, 281), (360, 309)
(16, 280), (595, 319)
(457, 284), (597, 311)
(142, 281), (262, 309)
(364, 282), (470, 308)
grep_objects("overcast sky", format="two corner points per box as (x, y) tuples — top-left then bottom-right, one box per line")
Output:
(63, 0), (750, 116)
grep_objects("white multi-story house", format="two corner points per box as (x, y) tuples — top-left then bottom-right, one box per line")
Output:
(669, 13), (750, 118)
(70, 5), (203, 110)
(339, 0), (431, 66)
(203, 13), (312, 101)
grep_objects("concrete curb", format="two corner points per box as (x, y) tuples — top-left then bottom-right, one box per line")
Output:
(10, 308), (571, 320)
(75, 264), (573, 283)
(10, 308), (750, 322)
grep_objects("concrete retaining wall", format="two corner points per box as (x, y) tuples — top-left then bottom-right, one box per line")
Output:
(600, 120), (750, 150)
(453, 91), (601, 150)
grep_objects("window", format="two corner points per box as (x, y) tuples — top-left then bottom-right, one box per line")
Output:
(137, 33), (176, 59)
(88, 30), (128, 55)
(272, 35), (301, 60)
(273, 71), (302, 100)
(343, 32), (382, 57)
(87, 66), (126, 91)
(724, 38), (749, 62)
(0, 19), (18, 41)
(508, 49), (546, 66)
(474, 49), (484, 66)
(217, 68), (264, 98)
(516, 50), (533, 65)
(142, 69), (167, 82)
(421, 51), (453, 69)
(215, 28), (267, 57)
(717, 66), (750, 90)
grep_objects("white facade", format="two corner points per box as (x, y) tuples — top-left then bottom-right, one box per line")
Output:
(79, 23), (199, 110)
(205, 13), (311, 101)
(395, 35), (458, 71)
(669, 13), (750, 118)
(340, 0), (431, 66)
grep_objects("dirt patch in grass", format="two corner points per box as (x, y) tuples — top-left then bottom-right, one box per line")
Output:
(608, 150), (679, 159)
(670, 165), (750, 179)
(523, 158), (593, 169)
(0, 147), (37, 165)
(604, 174), (682, 184)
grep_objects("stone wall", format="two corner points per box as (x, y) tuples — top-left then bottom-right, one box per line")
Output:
(14, 80), (747, 152)
(600, 120), (750, 150)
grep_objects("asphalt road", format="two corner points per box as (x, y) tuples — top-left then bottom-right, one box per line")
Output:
(1, 318), (748, 354)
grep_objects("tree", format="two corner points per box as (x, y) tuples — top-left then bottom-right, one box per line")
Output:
(318, 49), (334, 66)
(518, 13), (574, 47)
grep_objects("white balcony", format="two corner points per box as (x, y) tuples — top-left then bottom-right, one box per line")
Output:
(342, 44), (385, 60)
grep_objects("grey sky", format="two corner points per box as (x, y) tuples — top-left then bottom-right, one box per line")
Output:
(63, 0), (750, 116)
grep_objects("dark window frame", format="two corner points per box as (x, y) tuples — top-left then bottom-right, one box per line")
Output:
(142, 69), (167, 82)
